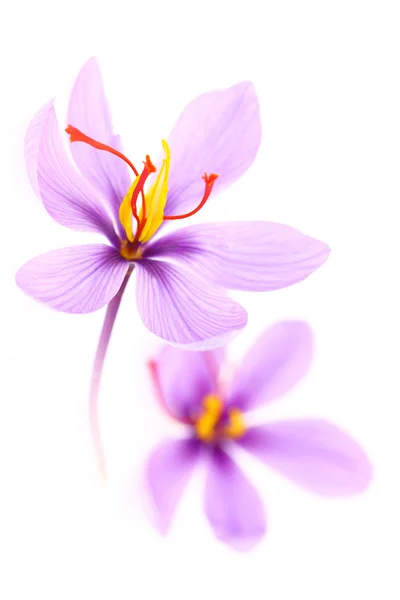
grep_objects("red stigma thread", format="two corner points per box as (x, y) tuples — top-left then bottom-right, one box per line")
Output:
(147, 360), (193, 425)
(66, 125), (152, 237)
(131, 155), (156, 241)
(66, 126), (140, 176)
(163, 173), (219, 220)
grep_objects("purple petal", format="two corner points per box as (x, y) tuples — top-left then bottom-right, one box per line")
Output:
(165, 82), (261, 216)
(24, 98), (54, 197)
(146, 438), (201, 534)
(204, 447), (266, 551)
(239, 420), (373, 496)
(135, 259), (247, 349)
(68, 58), (131, 230)
(151, 346), (219, 420)
(24, 101), (119, 245)
(227, 321), (314, 411)
(16, 245), (129, 313)
(145, 221), (330, 291)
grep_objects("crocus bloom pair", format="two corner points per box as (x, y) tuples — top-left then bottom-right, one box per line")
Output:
(17, 58), (330, 349)
(146, 321), (372, 550)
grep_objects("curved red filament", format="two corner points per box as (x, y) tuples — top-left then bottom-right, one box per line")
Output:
(66, 125), (151, 236)
(163, 173), (219, 220)
(131, 155), (156, 241)
(66, 126), (140, 175)
(147, 360), (193, 425)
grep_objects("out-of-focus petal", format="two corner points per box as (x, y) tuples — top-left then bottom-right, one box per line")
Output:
(151, 346), (219, 421)
(146, 438), (201, 534)
(238, 420), (373, 496)
(145, 221), (330, 291)
(135, 260), (247, 349)
(16, 245), (129, 313)
(68, 57), (131, 228)
(164, 82), (261, 216)
(24, 101), (119, 245)
(227, 321), (313, 411)
(204, 447), (266, 551)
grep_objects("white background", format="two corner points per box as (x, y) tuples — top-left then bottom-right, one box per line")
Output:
(1, 0), (400, 598)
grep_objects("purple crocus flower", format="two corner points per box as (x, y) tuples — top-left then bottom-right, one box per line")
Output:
(146, 321), (372, 551)
(17, 57), (330, 349)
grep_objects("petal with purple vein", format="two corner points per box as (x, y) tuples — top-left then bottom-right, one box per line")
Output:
(25, 102), (118, 245)
(16, 244), (129, 313)
(165, 82), (261, 216)
(145, 221), (330, 291)
(135, 259), (247, 349)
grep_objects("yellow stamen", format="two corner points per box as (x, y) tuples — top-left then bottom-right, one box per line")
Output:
(195, 394), (223, 442)
(138, 140), (170, 242)
(194, 395), (246, 442)
(119, 177), (140, 242)
(222, 408), (246, 439)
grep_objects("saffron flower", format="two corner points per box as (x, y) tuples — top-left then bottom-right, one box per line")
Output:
(146, 321), (372, 551)
(17, 57), (330, 348)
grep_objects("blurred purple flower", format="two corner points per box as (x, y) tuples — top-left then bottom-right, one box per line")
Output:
(146, 321), (372, 551)
(16, 57), (330, 349)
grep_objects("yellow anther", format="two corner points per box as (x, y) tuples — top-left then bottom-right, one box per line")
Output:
(223, 408), (246, 439)
(138, 140), (170, 242)
(119, 177), (140, 242)
(194, 394), (223, 442)
(194, 395), (246, 443)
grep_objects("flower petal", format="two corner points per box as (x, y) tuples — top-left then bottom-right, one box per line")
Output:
(145, 221), (330, 291)
(227, 321), (314, 411)
(146, 438), (201, 534)
(164, 82), (261, 216)
(16, 245), (129, 313)
(204, 447), (266, 551)
(68, 57), (131, 226)
(135, 260), (247, 349)
(150, 346), (219, 421)
(238, 420), (373, 496)
(25, 101), (119, 244)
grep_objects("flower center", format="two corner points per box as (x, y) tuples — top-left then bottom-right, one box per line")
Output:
(194, 393), (246, 443)
(66, 126), (219, 254)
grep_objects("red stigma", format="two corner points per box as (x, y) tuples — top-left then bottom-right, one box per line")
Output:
(66, 125), (155, 239)
(66, 125), (140, 176)
(131, 155), (157, 241)
(163, 172), (219, 220)
(147, 360), (193, 425)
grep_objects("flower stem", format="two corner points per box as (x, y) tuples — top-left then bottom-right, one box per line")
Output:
(89, 267), (133, 481)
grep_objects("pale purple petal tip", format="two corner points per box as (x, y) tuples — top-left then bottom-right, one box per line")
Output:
(165, 81), (261, 216)
(204, 448), (266, 551)
(227, 321), (314, 410)
(68, 57), (130, 226)
(239, 420), (373, 496)
(135, 260), (247, 347)
(16, 245), (129, 313)
(146, 438), (201, 535)
(24, 98), (54, 198)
